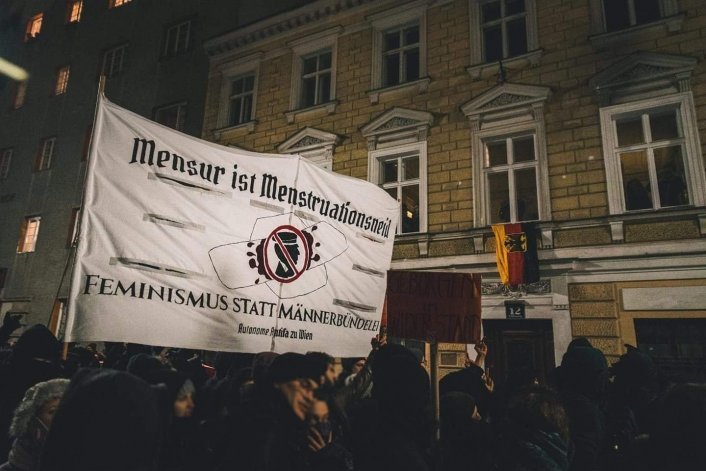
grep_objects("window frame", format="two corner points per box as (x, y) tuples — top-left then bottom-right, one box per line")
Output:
(469, 0), (538, 65)
(66, 0), (83, 24)
(13, 81), (27, 109)
(109, 0), (132, 8)
(0, 148), (12, 180)
(54, 66), (70, 96)
(369, 3), (427, 91)
(162, 19), (192, 58)
(102, 43), (127, 78)
(67, 207), (81, 247)
(36, 137), (55, 171)
(480, 132), (542, 224)
(154, 101), (187, 131)
(216, 56), (260, 131)
(17, 216), (41, 254)
(25, 13), (43, 41)
(288, 28), (339, 114)
(369, 141), (428, 235)
(599, 92), (706, 214)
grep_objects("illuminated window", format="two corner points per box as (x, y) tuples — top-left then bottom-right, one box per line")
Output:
(66, 1), (83, 23)
(109, 0), (132, 8)
(17, 216), (41, 253)
(0, 148), (12, 180)
(14, 81), (27, 109)
(36, 138), (55, 171)
(68, 208), (81, 247)
(55, 66), (70, 95)
(155, 102), (187, 131)
(25, 13), (42, 41)
(102, 44), (127, 77)
(163, 20), (191, 57)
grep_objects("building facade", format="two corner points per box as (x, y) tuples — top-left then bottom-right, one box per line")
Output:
(0, 0), (312, 338)
(202, 0), (706, 381)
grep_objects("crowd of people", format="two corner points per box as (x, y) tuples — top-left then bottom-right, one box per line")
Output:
(0, 311), (704, 471)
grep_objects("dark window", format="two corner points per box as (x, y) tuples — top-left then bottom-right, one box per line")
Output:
(382, 24), (420, 87)
(603, 0), (662, 32)
(481, 0), (527, 62)
(635, 318), (706, 382)
(300, 50), (332, 108)
(228, 74), (255, 126)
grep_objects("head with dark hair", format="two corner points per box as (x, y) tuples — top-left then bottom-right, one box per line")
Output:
(268, 353), (321, 421)
(558, 346), (608, 401)
(306, 351), (337, 386)
(13, 325), (60, 364)
(507, 386), (570, 442)
(38, 369), (163, 471)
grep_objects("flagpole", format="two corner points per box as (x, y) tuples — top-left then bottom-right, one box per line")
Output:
(52, 76), (106, 358)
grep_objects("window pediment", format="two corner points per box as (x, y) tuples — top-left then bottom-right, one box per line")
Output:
(589, 52), (697, 105)
(361, 107), (433, 151)
(278, 127), (342, 154)
(461, 83), (551, 126)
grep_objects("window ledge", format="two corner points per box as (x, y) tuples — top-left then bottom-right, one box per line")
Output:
(367, 77), (431, 105)
(466, 50), (543, 80)
(589, 14), (686, 50)
(213, 121), (256, 139)
(284, 101), (338, 124)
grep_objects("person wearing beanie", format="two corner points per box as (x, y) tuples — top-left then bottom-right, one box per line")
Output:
(0, 379), (69, 471)
(38, 369), (163, 471)
(0, 326), (63, 462)
(216, 352), (320, 471)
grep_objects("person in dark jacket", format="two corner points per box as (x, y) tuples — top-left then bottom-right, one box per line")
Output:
(557, 345), (609, 471)
(0, 326), (62, 462)
(305, 396), (354, 471)
(439, 391), (491, 471)
(215, 352), (321, 471)
(38, 369), (164, 471)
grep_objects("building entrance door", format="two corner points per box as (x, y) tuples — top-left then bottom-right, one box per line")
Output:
(482, 319), (555, 388)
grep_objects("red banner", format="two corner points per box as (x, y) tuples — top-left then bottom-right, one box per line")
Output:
(384, 271), (481, 343)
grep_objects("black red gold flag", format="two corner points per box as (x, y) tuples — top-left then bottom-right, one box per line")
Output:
(491, 222), (539, 285)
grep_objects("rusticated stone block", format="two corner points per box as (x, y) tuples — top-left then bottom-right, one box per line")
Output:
(554, 226), (611, 247)
(624, 220), (700, 243)
(569, 283), (614, 301)
(429, 238), (475, 257)
(571, 319), (619, 337)
(570, 301), (617, 318)
(586, 337), (622, 356)
(392, 244), (418, 260)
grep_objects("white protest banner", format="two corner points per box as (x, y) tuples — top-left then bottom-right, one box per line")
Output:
(66, 96), (399, 356)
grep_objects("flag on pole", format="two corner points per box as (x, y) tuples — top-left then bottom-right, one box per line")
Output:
(491, 223), (539, 286)
(65, 95), (399, 356)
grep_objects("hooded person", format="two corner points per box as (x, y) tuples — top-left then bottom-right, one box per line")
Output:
(0, 326), (62, 462)
(216, 352), (321, 471)
(439, 391), (491, 471)
(557, 345), (609, 471)
(0, 379), (69, 471)
(38, 369), (164, 471)
(350, 344), (433, 471)
(141, 369), (207, 471)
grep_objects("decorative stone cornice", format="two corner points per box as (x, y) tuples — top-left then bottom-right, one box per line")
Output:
(278, 127), (343, 154)
(361, 107), (434, 150)
(461, 82), (551, 124)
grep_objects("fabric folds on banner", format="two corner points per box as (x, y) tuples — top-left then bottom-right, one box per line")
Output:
(491, 223), (539, 285)
(66, 96), (399, 356)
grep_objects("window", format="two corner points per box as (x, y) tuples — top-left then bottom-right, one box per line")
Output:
(228, 74), (255, 126)
(155, 102), (187, 131)
(369, 4), (427, 93)
(300, 50), (332, 107)
(109, 0), (132, 8)
(479, 0), (528, 62)
(17, 216), (41, 253)
(36, 137), (55, 171)
(462, 83), (551, 226)
(49, 299), (68, 339)
(55, 66), (70, 95)
(66, 1), (83, 23)
(102, 44), (126, 78)
(382, 24), (420, 87)
(68, 208), (81, 247)
(592, 53), (705, 215)
(163, 20), (191, 57)
(482, 135), (540, 223)
(0, 148), (12, 179)
(13, 81), (27, 109)
(602, 0), (662, 32)
(363, 109), (432, 235)
(25, 13), (42, 41)
(468, 0), (540, 77)
(379, 152), (422, 233)
(602, 99), (700, 212)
